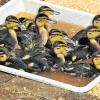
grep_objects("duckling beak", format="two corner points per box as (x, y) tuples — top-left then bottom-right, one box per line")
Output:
(67, 47), (74, 51)
(53, 10), (60, 15)
(18, 23), (26, 30)
(64, 37), (76, 45)
(48, 18), (57, 24)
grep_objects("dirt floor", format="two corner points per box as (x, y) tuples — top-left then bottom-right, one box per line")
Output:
(0, 0), (100, 100)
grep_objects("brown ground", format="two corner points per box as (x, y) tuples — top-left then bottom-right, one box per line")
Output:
(0, 0), (100, 100)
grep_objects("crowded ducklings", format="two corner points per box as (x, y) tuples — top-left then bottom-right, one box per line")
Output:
(0, 6), (100, 77)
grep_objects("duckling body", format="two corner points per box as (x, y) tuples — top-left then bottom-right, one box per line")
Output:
(0, 47), (27, 70)
(5, 15), (20, 49)
(62, 63), (98, 77)
(65, 45), (90, 63)
(21, 45), (53, 73)
(0, 28), (16, 52)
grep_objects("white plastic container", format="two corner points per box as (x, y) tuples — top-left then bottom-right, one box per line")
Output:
(0, 0), (99, 92)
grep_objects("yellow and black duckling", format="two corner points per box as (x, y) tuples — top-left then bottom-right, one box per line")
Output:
(92, 15), (100, 29)
(35, 13), (57, 45)
(46, 29), (74, 63)
(0, 46), (27, 70)
(21, 45), (53, 73)
(5, 15), (20, 49)
(0, 26), (16, 52)
(72, 26), (100, 52)
(87, 27), (100, 50)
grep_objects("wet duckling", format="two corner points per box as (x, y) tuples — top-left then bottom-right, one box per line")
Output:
(35, 13), (57, 45)
(5, 15), (20, 49)
(0, 46), (27, 70)
(72, 26), (100, 51)
(92, 15), (100, 29)
(87, 27), (100, 50)
(0, 27), (16, 52)
(38, 6), (60, 15)
(46, 29), (74, 63)
(21, 45), (53, 73)
(52, 41), (72, 64)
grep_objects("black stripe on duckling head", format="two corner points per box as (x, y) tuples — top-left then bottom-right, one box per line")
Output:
(38, 6), (60, 15)
(38, 6), (52, 12)
(92, 15), (100, 28)
(86, 27), (100, 39)
(92, 15), (100, 23)
(35, 13), (56, 25)
(0, 47), (9, 62)
(5, 15), (18, 23)
(49, 29), (61, 35)
(53, 41), (67, 48)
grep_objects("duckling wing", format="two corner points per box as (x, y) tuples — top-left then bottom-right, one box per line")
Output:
(4, 58), (27, 71)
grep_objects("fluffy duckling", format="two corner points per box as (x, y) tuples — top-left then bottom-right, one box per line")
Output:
(0, 46), (27, 70)
(87, 27), (100, 50)
(5, 15), (20, 49)
(35, 13), (57, 45)
(0, 26), (16, 52)
(38, 6), (60, 15)
(46, 29), (73, 63)
(21, 45), (53, 73)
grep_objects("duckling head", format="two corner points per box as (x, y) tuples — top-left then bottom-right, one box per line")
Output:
(18, 17), (31, 30)
(38, 6), (60, 16)
(5, 15), (19, 30)
(35, 13), (56, 27)
(87, 27), (100, 39)
(92, 15), (100, 29)
(0, 47), (8, 62)
(49, 29), (75, 44)
(93, 53), (100, 70)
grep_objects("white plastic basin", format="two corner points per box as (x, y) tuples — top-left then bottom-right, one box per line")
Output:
(0, 0), (99, 92)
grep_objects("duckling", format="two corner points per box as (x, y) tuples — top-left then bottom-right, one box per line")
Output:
(0, 46), (27, 70)
(0, 27), (16, 52)
(92, 15), (100, 29)
(35, 13), (57, 45)
(72, 26), (100, 51)
(87, 27), (100, 50)
(21, 45), (53, 73)
(47, 29), (74, 47)
(52, 41), (72, 64)
(38, 6), (60, 15)
(5, 15), (20, 49)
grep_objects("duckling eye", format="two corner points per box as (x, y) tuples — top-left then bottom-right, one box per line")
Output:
(88, 32), (92, 34)
(56, 47), (60, 49)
